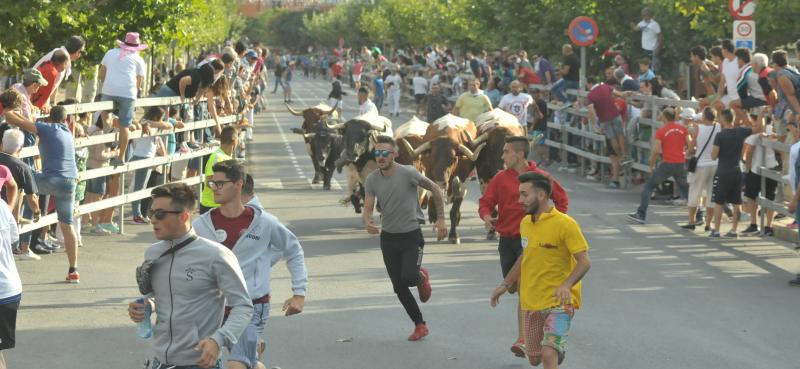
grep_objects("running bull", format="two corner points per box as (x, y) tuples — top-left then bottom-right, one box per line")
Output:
(292, 116), (343, 191)
(287, 102), (339, 184)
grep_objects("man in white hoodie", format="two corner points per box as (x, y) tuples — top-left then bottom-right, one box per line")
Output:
(193, 160), (308, 369)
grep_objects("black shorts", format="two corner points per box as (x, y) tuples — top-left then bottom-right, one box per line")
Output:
(0, 299), (20, 350)
(414, 94), (426, 104)
(741, 96), (766, 109)
(498, 237), (523, 278)
(744, 171), (777, 201)
(712, 172), (743, 205)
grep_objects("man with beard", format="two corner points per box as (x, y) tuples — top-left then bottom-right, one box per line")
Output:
(363, 136), (447, 341)
(499, 81), (535, 128)
(490, 172), (590, 369)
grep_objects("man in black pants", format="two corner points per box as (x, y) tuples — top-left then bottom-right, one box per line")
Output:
(363, 135), (447, 341)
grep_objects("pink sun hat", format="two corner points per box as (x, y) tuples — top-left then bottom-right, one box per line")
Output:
(116, 32), (148, 52)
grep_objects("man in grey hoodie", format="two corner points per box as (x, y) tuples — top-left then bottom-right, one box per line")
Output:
(193, 160), (308, 369)
(128, 183), (253, 369)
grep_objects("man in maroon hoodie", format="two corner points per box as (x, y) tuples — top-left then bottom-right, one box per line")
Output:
(479, 136), (569, 359)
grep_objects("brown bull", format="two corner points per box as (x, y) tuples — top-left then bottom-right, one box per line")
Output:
(287, 102), (338, 183)
(399, 114), (486, 244)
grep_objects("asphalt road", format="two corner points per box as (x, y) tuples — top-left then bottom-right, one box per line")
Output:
(8, 76), (800, 369)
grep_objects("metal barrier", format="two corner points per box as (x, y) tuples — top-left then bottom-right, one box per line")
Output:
(8, 96), (240, 234)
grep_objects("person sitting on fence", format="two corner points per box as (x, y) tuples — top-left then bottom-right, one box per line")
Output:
(550, 45), (579, 105)
(730, 48), (767, 126)
(129, 107), (173, 225)
(637, 57), (655, 83)
(627, 108), (691, 224)
(3, 106), (81, 283)
(713, 40), (740, 113)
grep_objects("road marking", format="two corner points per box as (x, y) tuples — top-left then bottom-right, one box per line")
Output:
(260, 180), (284, 190)
(307, 178), (343, 191)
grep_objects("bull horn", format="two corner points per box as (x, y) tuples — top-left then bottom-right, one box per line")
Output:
(399, 138), (415, 157)
(412, 141), (432, 158)
(303, 133), (316, 140)
(324, 120), (346, 130)
(458, 143), (486, 162)
(286, 103), (303, 116)
(327, 101), (339, 115)
(471, 132), (489, 147)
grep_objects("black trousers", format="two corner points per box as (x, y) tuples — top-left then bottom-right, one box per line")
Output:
(380, 229), (425, 325)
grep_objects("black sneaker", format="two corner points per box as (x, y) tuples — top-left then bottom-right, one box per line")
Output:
(741, 224), (759, 236)
(680, 224), (696, 230)
(31, 243), (53, 255)
(627, 212), (645, 224)
(724, 231), (738, 238)
(763, 226), (774, 237)
(704, 225), (711, 232)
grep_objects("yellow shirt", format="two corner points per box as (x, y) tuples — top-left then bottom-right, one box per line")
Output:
(200, 148), (232, 208)
(455, 92), (492, 122)
(519, 207), (589, 311)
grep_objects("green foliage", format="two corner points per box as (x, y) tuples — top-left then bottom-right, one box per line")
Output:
(244, 8), (314, 49)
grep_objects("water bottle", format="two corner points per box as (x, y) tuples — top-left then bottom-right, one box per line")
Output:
(136, 297), (152, 339)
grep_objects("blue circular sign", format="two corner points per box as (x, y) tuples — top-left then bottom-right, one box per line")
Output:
(568, 16), (599, 47)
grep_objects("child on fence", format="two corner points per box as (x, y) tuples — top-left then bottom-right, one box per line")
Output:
(128, 107), (172, 224)
(83, 111), (120, 234)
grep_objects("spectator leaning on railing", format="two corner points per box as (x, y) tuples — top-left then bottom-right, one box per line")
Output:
(31, 35), (86, 113)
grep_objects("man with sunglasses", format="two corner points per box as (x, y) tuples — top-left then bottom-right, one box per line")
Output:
(128, 183), (253, 369)
(363, 135), (447, 341)
(193, 160), (308, 369)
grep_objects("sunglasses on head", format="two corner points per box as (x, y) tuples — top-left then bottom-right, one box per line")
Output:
(373, 149), (394, 158)
(147, 209), (182, 220)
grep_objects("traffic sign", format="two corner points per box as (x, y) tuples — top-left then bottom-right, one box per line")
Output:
(728, 0), (755, 20)
(733, 20), (756, 52)
(568, 16), (599, 47)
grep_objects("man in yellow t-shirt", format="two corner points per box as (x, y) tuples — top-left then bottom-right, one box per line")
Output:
(490, 172), (591, 368)
(453, 78), (492, 123)
(199, 126), (237, 214)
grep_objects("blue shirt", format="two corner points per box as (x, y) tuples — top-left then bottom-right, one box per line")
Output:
(35, 122), (77, 178)
(638, 69), (655, 82)
(374, 78), (385, 98)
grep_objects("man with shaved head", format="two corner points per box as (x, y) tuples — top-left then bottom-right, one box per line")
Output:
(499, 81), (534, 128)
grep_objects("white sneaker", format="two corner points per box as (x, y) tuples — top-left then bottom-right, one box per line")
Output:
(16, 249), (41, 261)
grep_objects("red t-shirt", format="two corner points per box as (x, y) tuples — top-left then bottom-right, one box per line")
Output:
(656, 122), (688, 163)
(352, 62), (363, 75)
(518, 67), (540, 85)
(30, 62), (60, 109)
(614, 97), (628, 123)
(210, 207), (255, 250)
(586, 83), (620, 123)
(331, 63), (343, 78)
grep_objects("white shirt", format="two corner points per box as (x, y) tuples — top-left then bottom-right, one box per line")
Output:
(695, 123), (720, 167)
(101, 48), (146, 98)
(0, 199), (21, 299)
(721, 57), (740, 99)
(359, 99), (379, 116)
(498, 93), (534, 125)
(131, 135), (159, 158)
(430, 74), (441, 86)
(385, 74), (402, 92)
(745, 127), (778, 174)
(637, 19), (661, 51)
(412, 76), (429, 95)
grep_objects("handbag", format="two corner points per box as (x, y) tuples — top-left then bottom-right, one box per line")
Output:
(135, 235), (197, 295)
(687, 124), (716, 173)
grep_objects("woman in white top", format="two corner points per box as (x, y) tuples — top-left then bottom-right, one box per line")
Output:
(129, 107), (172, 223)
(83, 112), (120, 234)
(683, 107), (720, 230)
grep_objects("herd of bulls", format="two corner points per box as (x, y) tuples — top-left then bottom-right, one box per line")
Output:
(286, 103), (526, 244)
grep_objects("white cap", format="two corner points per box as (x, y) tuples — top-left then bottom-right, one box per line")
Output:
(680, 107), (696, 120)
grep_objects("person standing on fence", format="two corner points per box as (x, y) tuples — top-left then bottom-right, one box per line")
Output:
(3, 106), (80, 283)
(385, 69), (403, 117)
(490, 172), (590, 369)
(199, 126), (238, 214)
(499, 81), (534, 129)
(100, 32), (147, 168)
(709, 108), (765, 238)
(682, 108), (719, 231)
(127, 183), (253, 369)
(627, 108), (691, 224)
(193, 160), (308, 369)
(453, 79), (493, 123)
(585, 79), (629, 189)
(633, 7), (662, 73)
(479, 137), (569, 358)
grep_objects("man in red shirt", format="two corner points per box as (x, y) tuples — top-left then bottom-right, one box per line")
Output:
(478, 136), (568, 359)
(331, 60), (343, 81)
(352, 59), (364, 91)
(585, 79), (631, 189)
(31, 50), (69, 113)
(628, 108), (692, 223)
(516, 65), (540, 87)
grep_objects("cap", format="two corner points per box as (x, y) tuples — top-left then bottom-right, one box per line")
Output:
(23, 68), (48, 86)
(245, 49), (258, 59)
(680, 107), (696, 120)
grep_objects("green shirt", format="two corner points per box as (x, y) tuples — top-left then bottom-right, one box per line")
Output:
(455, 92), (493, 123)
(200, 147), (232, 208)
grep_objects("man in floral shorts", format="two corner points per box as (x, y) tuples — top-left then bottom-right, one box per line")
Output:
(491, 172), (591, 367)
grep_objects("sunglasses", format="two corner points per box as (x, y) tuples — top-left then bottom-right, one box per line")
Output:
(373, 149), (394, 158)
(207, 180), (233, 189)
(147, 209), (182, 220)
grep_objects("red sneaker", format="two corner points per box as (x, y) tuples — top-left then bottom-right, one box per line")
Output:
(510, 339), (526, 357)
(66, 271), (80, 284)
(418, 268), (431, 303)
(408, 323), (429, 341)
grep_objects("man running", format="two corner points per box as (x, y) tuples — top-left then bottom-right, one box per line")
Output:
(363, 135), (447, 341)
(491, 172), (591, 369)
(479, 136), (569, 358)
(193, 160), (308, 369)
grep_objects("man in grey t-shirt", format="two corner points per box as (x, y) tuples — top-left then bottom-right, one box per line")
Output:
(363, 136), (446, 341)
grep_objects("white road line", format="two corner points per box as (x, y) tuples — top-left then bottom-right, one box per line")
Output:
(306, 178), (343, 191)
(260, 180), (284, 190)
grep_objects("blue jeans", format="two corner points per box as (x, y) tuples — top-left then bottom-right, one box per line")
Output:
(129, 155), (153, 217)
(374, 95), (384, 113)
(156, 84), (179, 97)
(551, 79), (579, 102)
(34, 173), (77, 225)
(636, 163), (689, 218)
(101, 94), (136, 127)
(272, 76), (284, 93)
(228, 303), (269, 368)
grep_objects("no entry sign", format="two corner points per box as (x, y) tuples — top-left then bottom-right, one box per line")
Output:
(728, 0), (755, 20)
(568, 16), (599, 47)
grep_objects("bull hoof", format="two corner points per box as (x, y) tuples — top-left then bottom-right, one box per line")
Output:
(486, 231), (496, 241)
